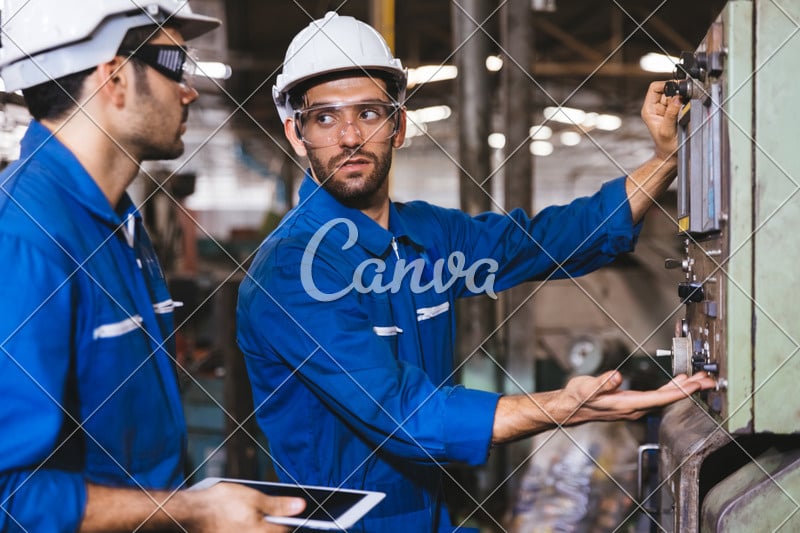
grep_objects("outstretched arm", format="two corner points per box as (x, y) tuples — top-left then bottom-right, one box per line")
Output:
(492, 370), (715, 445)
(626, 80), (684, 223)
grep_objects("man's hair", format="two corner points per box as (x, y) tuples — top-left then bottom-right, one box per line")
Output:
(22, 26), (162, 121)
(287, 69), (403, 113)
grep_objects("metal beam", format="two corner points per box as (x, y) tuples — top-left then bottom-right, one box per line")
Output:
(370, 0), (396, 52)
(532, 16), (605, 62)
(531, 61), (654, 77)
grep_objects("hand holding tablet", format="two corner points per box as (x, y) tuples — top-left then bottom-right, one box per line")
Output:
(191, 477), (385, 531)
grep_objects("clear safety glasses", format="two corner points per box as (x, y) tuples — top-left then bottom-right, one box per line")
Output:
(118, 44), (198, 88)
(294, 101), (401, 148)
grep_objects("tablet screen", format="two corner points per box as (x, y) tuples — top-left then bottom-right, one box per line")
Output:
(237, 481), (368, 521)
(190, 477), (385, 530)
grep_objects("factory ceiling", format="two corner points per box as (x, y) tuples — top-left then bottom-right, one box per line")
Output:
(219, 1), (728, 135)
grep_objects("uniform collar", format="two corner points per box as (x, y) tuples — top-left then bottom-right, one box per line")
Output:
(20, 120), (133, 226)
(297, 171), (427, 256)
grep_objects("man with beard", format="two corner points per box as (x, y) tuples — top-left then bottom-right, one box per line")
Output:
(0, 1), (304, 531)
(237, 11), (715, 533)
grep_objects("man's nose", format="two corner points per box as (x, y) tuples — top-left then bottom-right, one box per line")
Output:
(338, 121), (364, 146)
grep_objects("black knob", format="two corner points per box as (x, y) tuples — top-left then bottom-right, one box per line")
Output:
(664, 80), (693, 103)
(678, 282), (704, 303)
(675, 51), (706, 81)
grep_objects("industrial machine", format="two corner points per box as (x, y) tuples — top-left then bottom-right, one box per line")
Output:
(651, 1), (800, 530)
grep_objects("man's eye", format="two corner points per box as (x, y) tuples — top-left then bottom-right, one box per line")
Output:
(312, 111), (338, 126)
(360, 109), (379, 121)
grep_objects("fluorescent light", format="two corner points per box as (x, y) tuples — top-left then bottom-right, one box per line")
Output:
(639, 52), (679, 73)
(531, 0), (557, 12)
(560, 131), (581, 146)
(405, 106), (451, 138)
(530, 140), (554, 156)
(404, 121), (427, 138)
(407, 105), (452, 124)
(529, 125), (553, 140)
(596, 114), (622, 131)
(488, 133), (506, 149)
(543, 106), (586, 126)
(485, 55), (503, 72)
(582, 112), (598, 129)
(197, 61), (232, 80)
(406, 65), (458, 88)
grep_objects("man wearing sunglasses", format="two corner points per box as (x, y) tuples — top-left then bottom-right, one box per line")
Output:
(237, 11), (716, 533)
(0, 1), (304, 531)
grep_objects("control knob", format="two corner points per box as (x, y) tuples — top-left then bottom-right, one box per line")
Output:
(656, 334), (692, 376)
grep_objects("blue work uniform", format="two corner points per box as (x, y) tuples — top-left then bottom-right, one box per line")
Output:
(0, 121), (187, 532)
(237, 171), (642, 532)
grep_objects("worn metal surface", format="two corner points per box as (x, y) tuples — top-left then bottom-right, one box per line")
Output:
(701, 447), (800, 531)
(751, 0), (800, 434)
(658, 398), (732, 533)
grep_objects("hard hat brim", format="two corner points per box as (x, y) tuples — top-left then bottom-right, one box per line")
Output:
(171, 13), (221, 42)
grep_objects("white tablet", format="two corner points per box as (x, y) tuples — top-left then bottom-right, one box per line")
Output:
(190, 477), (385, 530)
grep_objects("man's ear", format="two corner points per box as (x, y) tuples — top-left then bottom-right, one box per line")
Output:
(95, 57), (128, 107)
(285, 118), (308, 157)
(392, 106), (407, 149)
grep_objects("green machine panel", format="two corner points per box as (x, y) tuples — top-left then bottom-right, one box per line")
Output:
(656, 2), (800, 531)
(663, 0), (800, 434)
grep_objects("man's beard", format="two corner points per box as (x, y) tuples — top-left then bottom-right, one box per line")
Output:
(308, 145), (393, 210)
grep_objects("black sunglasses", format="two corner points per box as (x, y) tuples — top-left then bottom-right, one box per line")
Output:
(117, 44), (196, 86)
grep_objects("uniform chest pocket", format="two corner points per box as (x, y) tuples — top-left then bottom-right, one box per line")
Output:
(415, 301), (450, 323)
(363, 293), (400, 356)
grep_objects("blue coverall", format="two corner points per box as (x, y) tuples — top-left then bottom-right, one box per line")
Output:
(238, 171), (642, 532)
(0, 122), (187, 531)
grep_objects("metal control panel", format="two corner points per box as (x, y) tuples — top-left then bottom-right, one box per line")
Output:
(655, 3), (800, 531)
(658, 12), (740, 429)
(660, 0), (800, 435)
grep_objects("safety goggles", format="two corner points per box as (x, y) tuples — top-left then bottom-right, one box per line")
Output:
(294, 101), (401, 148)
(117, 44), (197, 87)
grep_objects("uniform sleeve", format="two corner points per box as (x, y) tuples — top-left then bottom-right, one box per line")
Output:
(436, 176), (642, 297)
(238, 246), (500, 466)
(0, 234), (87, 532)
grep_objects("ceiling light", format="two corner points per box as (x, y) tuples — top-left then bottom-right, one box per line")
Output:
(531, 0), (556, 12)
(488, 133), (506, 149)
(197, 61), (233, 80)
(529, 125), (553, 140)
(405, 106), (452, 138)
(595, 114), (622, 131)
(529, 141), (554, 157)
(407, 105), (452, 124)
(485, 55), (503, 72)
(581, 112), (598, 129)
(560, 131), (582, 146)
(543, 106), (586, 126)
(404, 121), (427, 138)
(639, 52), (679, 73)
(406, 65), (458, 88)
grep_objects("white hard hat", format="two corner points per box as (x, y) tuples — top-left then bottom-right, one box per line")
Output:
(273, 11), (407, 123)
(0, 0), (221, 91)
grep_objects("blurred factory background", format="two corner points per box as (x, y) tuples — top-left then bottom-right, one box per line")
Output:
(7, 1), (798, 531)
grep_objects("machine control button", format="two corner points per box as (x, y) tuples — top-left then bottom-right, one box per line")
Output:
(657, 335), (693, 376)
(664, 257), (693, 272)
(675, 51), (707, 80)
(679, 282), (705, 303)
